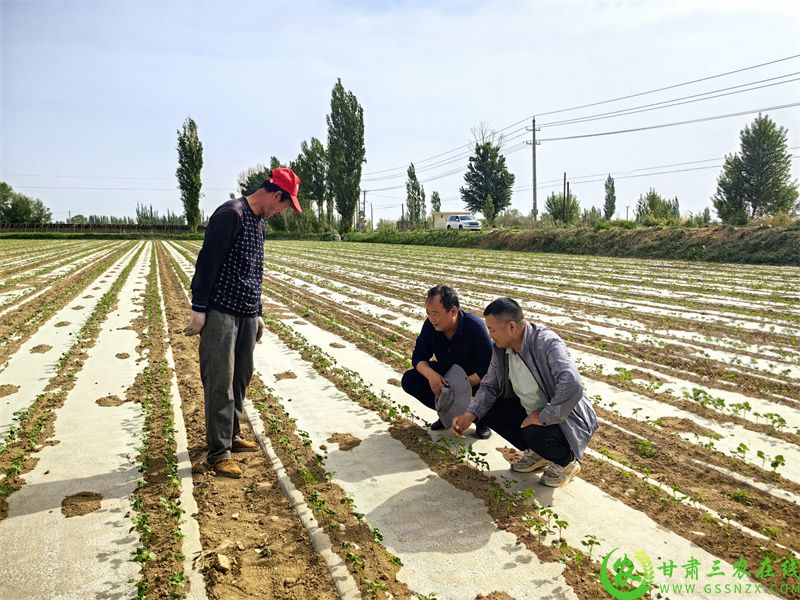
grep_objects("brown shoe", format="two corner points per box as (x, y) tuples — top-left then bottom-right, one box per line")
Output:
(206, 458), (242, 478)
(232, 438), (260, 453)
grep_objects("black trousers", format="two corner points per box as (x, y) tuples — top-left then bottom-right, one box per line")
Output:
(481, 396), (575, 467)
(401, 366), (488, 430)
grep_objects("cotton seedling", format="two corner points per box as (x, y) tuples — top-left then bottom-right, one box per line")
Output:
(634, 438), (658, 458)
(158, 497), (184, 518)
(733, 442), (749, 460)
(770, 455), (786, 475)
(762, 527), (780, 540)
(345, 551), (365, 572)
(368, 525), (384, 543)
(522, 514), (550, 540)
(763, 412), (787, 431)
(730, 401), (752, 416)
(554, 517), (569, 541)
(363, 578), (387, 597)
(730, 488), (752, 505)
(130, 547), (157, 564)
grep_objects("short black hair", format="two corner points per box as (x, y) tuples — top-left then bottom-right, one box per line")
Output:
(260, 180), (292, 204)
(426, 285), (460, 311)
(483, 297), (524, 323)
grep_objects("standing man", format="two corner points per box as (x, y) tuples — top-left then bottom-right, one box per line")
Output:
(401, 285), (493, 439)
(452, 297), (598, 487)
(184, 168), (302, 478)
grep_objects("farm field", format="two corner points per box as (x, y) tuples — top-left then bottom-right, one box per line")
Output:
(1, 238), (798, 600)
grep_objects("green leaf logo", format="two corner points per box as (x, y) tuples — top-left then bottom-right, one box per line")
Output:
(600, 547), (654, 600)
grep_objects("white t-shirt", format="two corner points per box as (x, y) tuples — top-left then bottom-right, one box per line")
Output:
(507, 349), (546, 414)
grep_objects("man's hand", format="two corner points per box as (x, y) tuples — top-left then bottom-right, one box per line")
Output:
(256, 317), (264, 342)
(426, 371), (448, 396)
(467, 373), (481, 388)
(451, 412), (476, 436)
(521, 411), (543, 428)
(184, 311), (206, 336)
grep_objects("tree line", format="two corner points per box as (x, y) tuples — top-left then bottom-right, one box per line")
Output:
(1, 93), (796, 230)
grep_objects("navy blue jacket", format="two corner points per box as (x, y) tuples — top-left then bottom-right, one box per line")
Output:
(411, 311), (492, 380)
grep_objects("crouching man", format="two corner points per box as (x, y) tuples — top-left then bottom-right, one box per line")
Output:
(401, 285), (493, 439)
(452, 297), (598, 487)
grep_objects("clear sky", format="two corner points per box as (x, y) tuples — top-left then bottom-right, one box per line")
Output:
(1, 0), (799, 223)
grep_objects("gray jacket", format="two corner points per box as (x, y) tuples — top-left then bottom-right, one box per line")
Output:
(466, 322), (598, 459)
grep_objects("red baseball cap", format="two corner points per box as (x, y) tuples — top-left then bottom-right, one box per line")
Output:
(269, 167), (302, 212)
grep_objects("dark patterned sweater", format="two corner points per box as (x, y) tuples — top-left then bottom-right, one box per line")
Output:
(190, 197), (264, 317)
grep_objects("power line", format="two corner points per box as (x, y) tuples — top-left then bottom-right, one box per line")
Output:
(363, 71), (800, 183)
(8, 185), (234, 191)
(538, 73), (800, 128)
(531, 157), (725, 187)
(360, 53), (800, 176)
(366, 141), (531, 192)
(526, 155), (800, 191)
(2, 173), (234, 181)
(538, 102), (800, 142)
(374, 155), (800, 213)
(377, 148), (800, 205)
(534, 55), (800, 119)
(362, 130), (529, 182)
(527, 146), (800, 187)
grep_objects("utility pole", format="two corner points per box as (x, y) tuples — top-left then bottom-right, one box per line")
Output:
(566, 181), (571, 223)
(524, 117), (540, 222)
(626, 205), (630, 220)
(361, 190), (367, 231)
(562, 172), (567, 223)
(370, 202), (373, 231)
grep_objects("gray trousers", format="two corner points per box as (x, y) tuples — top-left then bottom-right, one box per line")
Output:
(199, 309), (258, 463)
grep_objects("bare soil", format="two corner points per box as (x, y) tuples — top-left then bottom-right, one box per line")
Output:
(327, 432), (361, 451)
(61, 491), (102, 517)
(497, 446), (524, 463)
(658, 416), (722, 439)
(477, 592), (517, 600)
(96, 395), (125, 407)
(0, 384), (19, 398)
(274, 370), (297, 381)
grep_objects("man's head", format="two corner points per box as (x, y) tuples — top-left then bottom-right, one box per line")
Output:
(425, 285), (460, 333)
(483, 297), (525, 349)
(249, 168), (302, 217)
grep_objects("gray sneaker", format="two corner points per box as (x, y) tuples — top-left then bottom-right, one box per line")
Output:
(511, 449), (550, 473)
(540, 460), (581, 487)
